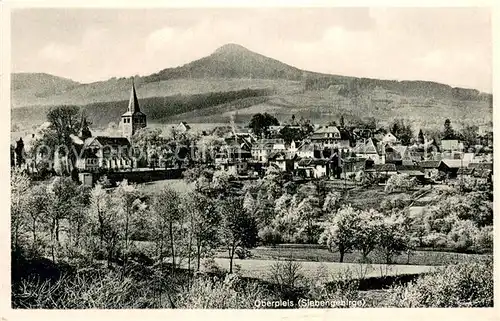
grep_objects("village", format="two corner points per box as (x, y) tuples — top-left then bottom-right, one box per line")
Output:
(11, 81), (494, 188)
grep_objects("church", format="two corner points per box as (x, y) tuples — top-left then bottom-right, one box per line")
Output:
(74, 80), (147, 172)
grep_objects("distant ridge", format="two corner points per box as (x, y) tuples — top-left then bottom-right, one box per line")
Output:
(11, 43), (491, 110)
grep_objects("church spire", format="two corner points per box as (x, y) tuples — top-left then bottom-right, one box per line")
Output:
(127, 78), (140, 113)
(80, 114), (92, 140)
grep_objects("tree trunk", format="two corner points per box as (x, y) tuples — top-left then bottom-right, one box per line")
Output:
(75, 218), (81, 247)
(55, 219), (60, 242)
(123, 208), (130, 275)
(229, 243), (236, 273)
(169, 221), (175, 269)
(196, 244), (201, 271)
(50, 218), (56, 262)
(159, 228), (164, 263)
(32, 219), (37, 254)
(339, 244), (345, 263)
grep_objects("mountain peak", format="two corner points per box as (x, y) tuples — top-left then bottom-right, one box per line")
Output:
(214, 43), (251, 55)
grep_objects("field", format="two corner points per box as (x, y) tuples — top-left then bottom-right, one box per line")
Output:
(209, 257), (436, 283)
(138, 179), (193, 195)
(243, 245), (491, 266)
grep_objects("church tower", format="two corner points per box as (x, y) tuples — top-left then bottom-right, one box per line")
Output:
(79, 116), (92, 141)
(121, 79), (147, 139)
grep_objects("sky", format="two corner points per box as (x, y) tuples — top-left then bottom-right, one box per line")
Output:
(11, 7), (492, 92)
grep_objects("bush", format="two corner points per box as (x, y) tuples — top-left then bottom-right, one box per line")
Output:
(384, 258), (493, 307)
(202, 257), (226, 276)
(235, 246), (252, 260)
(267, 259), (307, 301)
(175, 274), (275, 309)
(12, 270), (156, 309)
(385, 174), (416, 193)
(293, 223), (325, 244)
(259, 226), (283, 246)
(473, 226), (493, 252)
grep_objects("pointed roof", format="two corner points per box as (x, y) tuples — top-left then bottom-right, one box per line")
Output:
(122, 79), (143, 116)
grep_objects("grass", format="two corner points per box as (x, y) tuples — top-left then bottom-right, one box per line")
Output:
(209, 257), (435, 283)
(246, 245), (491, 266)
(137, 179), (194, 195)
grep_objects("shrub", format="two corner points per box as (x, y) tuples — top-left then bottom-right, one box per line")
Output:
(384, 258), (493, 307)
(473, 226), (493, 252)
(258, 226), (283, 246)
(12, 270), (155, 309)
(175, 274), (275, 309)
(235, 246), (252, 260)
(267, 259), (307, 301)
(385, 174), (416, 193)
(202, 257), (226, 276)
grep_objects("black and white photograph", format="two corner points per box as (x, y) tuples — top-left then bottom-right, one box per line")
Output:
(5, 4), (495, 311)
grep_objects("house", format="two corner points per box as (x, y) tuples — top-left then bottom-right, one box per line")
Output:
(295, 141), (317, 159)
(353, 138), (384, 164)
(176, 122), (191, 133)
(365, 163), (397, 177)
(441, 139), (460, 152)
(342, 157), (367, 177)
(381, 132), (398, 145)
(396, 165), (425, 179)
(438, 159), (471, 178)
(310, 125), (350, 150)
(418, 160), (441, 178)
(215, 134), (253, 175)
(75, 136), (133, 172)
(295, 158), (329, 178)
(268, 151), (288, 172)
(251, 138), (286, 163)
(385, 145), (407, 165)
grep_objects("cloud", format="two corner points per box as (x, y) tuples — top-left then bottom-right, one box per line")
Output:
(13, 8), (492, 91)
(39, 42), (76, 63)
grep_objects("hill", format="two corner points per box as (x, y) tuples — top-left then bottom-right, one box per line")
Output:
(11, 88), (272, 129)
(11, 73), (81, 107)
(142, 43), (338, 82)
(11, 43), (492, 131)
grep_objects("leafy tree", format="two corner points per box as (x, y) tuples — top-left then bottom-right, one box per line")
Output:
(385, 174), (417, 193)
(417, 129), (425, 144)
(390, 119), (413, 145)
(295, 195), (322, 243)
(340, 115), (346, 128)
(443, 119), (455, 140)
(24, 185), (51, 256)
(182, 191), (221, 271)
(447, 220), (479, 251)
(279, 126), (305, 144)
(47, 177), (80, 261)
(352, 209), (384, 262)
(378, 215), (408, 264)
(319, 205), (358, 263)
(33, 106), (88, 171)
(459, 125), (479, 149)
(218, 196), (259, 273)
(131, 128), (167, 167)
(114, 181), (145, 271)
(151, 187), (182, 268)
(11, 172), (31, 252)
(322, 191), (342, 213)
(87, 184), (120, 266)
(248, 113), (279, 138)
